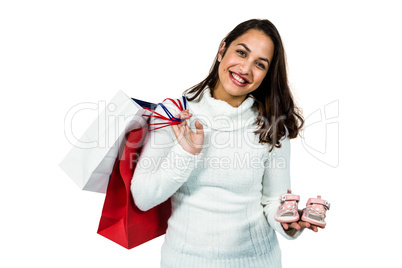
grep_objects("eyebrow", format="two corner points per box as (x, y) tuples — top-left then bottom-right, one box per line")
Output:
(237, 43), (270, 65)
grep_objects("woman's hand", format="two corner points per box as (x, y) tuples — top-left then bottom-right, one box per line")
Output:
(281, 220), (323, 233)
(171, 109), (204, 155)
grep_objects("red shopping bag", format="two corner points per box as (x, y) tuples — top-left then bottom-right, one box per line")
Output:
(97, 97), (187, 249)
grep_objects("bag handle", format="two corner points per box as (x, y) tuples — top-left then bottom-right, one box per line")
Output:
(141, 97), (188, 131)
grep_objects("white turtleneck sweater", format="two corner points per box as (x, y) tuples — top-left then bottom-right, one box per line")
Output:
(131, 88), (302, 268)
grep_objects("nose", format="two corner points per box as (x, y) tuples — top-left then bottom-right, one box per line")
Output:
(239, 60), (252, 75)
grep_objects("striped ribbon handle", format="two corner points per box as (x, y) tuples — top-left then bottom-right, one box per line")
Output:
(141, 96), (188, 131)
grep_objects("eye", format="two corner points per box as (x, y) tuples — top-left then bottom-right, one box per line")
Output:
(256, 61), (266, 70)
(236, 49), (247, 57)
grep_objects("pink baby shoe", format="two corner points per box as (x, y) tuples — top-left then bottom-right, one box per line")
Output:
(301, 195), (330, 228)
(274, 189), (300, 223)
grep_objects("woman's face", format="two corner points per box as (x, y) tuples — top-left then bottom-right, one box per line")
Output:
(214, 29), (275, 107)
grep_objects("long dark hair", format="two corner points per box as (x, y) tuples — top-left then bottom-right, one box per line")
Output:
(183, 19), (304, 151)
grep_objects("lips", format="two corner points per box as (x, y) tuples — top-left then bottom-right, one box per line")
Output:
(229, 71), (250, 87)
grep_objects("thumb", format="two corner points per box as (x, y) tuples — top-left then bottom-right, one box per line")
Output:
(195, 121), (204, 135)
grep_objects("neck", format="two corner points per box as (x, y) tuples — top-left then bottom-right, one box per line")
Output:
(212, 84), (246, 108)
(185, 87), (257, 131)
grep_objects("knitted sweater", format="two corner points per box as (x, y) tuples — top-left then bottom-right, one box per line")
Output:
(131, 88), (302, 268)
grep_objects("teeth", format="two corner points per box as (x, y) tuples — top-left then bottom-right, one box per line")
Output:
(231, 72), (246, 84)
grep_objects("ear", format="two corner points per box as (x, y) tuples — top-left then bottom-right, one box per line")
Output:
(217, 42), (226, 62)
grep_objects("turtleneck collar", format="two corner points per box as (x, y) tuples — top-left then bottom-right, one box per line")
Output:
(185, 88), (258, 131)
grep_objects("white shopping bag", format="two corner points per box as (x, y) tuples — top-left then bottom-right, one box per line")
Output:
(59, 90), (152, 193)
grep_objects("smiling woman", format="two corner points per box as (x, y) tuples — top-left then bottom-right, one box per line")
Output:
(184, 19), (304, 149)
(214, 29), (274, 107)
(131, 19), (310, 268)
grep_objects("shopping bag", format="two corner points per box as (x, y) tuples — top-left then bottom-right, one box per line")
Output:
(97, 97), (188, 249)
(59, 90), (152, 193)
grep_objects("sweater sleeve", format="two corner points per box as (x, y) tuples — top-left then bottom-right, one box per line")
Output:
(130, 99), (202, 211)
(260, 137), (304, 240)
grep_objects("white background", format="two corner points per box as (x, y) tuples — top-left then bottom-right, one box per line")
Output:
(1, 0), (401, 267)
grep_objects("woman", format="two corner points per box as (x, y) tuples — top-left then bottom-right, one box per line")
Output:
(131, 19), (319, 267)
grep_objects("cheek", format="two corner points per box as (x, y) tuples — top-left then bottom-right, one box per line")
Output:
(220, 54), (237, 70)
(218, 64), (226, 79)
(218, 59), (231, 78)
(256, 71), (268, 83)
(249, 72), (267, 90)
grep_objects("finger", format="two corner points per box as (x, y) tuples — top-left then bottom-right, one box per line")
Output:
(281, 223), (289, 230)
(290, 222), (301, 230)
(181, 109), (192, 119)
(175, 110), (189, 121)
(174, 112), (190, 133)
(171, 124), (182, 140)
(172, 120), (187, 138)
(298, 221), (311, 229)
(298, 221), (319, 232)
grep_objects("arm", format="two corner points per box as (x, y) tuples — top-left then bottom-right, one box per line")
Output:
(130, 100), (202, 211)
(261, 137), (304, 239)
